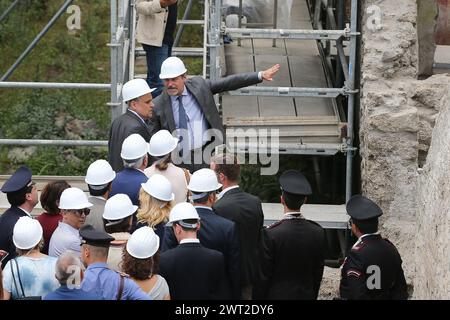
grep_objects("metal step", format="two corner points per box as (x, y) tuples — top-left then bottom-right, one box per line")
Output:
(135, 47), (204, 57)
(262, 203), (349, 229)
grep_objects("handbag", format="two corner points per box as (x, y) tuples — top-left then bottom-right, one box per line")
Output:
(11, 258), (42, 300)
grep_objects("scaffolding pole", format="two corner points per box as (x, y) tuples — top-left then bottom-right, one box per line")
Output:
(0, 0), (20, 24)
(0, 139), (107, 147)
(0, 82), (110, 90)
(0, 0), (74, 81)
(345, 0), (358, 202)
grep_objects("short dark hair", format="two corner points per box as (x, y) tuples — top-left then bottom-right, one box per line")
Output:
(353, 218), (379, 234)
(121, 248), (160, 280)
(282, 191), (306, 211)
(175, 219), (199, 231)
(88, 182), (111, 197)
(191, 192), (212, 204)
(211, 153), (240, 182)
(104, 216), (132, 234)
(40, 180), (71, 215)
(6, 187), (29, 206)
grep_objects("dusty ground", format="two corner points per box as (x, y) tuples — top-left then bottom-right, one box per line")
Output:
(318, 267), (341, 300)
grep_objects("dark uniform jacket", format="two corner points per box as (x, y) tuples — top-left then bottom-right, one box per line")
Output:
(253, 216), (326, 300)
(0, 206), (29, 268)
(108, 109), (152, 172)
(213, 188), (264, 288)
(161, 207), (241, 299)
(159, 242), (231, 300)
(339, 234), (408, 300)
(109, 168), (148, 230)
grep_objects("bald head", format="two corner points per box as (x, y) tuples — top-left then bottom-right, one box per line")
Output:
(55, 251), (85, 285)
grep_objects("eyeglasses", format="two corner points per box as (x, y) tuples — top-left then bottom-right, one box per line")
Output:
(72, 208), (90, 216)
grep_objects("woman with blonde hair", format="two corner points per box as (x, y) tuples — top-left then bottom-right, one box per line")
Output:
(144, 130), (190, 204)
(137, 174), (175, 239)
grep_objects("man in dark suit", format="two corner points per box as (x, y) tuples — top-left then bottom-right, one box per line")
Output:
(152, 56), (280, 172)
(253, 170), (326, 300)
(0, 166), (39, 268)
(161, 168), (241, 299)
(339, 195), (408, 300)
(108, 78), (156, 172)
(210, 153), (264, 299)
(109, 134), (149, 230)
(159, 202), (230, 300)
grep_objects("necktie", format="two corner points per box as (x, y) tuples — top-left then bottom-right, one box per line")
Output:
(178, 96), (189, 157)
(178, 96), (188, 131)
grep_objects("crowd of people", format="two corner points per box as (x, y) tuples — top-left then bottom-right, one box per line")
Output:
(0, 46), (408, 300)
(0, 151), (408, 300)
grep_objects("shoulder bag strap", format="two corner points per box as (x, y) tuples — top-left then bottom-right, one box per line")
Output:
(12, 258), (26, 298)
(117, 274), (125, 300)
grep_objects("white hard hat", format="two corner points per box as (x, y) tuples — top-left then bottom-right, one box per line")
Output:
(148, 130), (179, 157)
(126, 226), (160, 259)
(103, 194), (137, 221)
(159, 57), (187, 79)
(59, 187), (93, 210)
(85, 160), (116, 186)
(122, 78), (156, 102)
(141, 174), (175, 202)
(121, 134), (149, 160)
(188, 168), (222, 193)
(166, 202), (200, 227)
(13, 216), (43, 250)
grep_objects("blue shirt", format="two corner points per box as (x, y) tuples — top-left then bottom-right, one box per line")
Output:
(2, 256), (60, 299)
(170, 88), (208, 150)
(81, 262), (150, 300)
(44, 285), (103, 300)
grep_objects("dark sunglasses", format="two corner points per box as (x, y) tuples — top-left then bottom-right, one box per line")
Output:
(72, 208), (90, 216)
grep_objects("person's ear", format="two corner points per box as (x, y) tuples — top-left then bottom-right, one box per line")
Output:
(280, 195), (285, 206)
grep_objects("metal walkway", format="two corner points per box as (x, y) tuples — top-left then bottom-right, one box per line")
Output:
(222, 0), (345, 155)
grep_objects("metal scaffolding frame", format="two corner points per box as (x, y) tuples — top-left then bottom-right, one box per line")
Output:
(0, 0), (359, 200)
(0, 0), (133, 148)
(206, 0), (359, 201)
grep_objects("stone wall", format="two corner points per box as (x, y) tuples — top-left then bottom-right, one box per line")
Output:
(414, 85), (450, 299)
(360, 0), (419, 294)
(360, 0), (449, 297)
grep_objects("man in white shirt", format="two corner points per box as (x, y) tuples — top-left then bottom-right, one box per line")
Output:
(49, 188), (93, 257)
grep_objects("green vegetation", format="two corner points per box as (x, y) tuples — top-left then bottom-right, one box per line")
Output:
(0, 0), (110, 175)
(0, 0), (344, 203)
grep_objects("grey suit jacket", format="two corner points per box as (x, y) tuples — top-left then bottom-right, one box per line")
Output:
(151, 72), (262, 142)
(108, 109), (152, 172)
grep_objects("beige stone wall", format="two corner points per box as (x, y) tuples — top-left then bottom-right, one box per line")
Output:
(415, 85), (450, 299)
(360, 0), (419, 293)
(360, 0), (450, 297)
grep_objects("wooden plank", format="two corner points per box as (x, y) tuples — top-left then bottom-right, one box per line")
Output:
(255, 55), (291, 86)
(289, 55), (327, 87)
(224, 50), (255, 74)
(254, 55), (296, 116)
(224, 115), (339, 126)
(296, 97), (336, 117)
(222, 95), (259, 119)
(258, 97), (296, 116)
(252, 39), (286, 56)
(224, 39), (253, 56)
